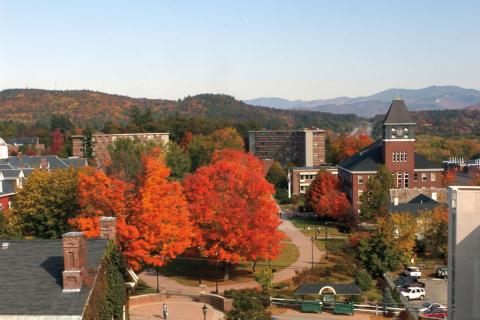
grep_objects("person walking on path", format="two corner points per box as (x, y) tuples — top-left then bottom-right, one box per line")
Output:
(162, 303), (169, 319)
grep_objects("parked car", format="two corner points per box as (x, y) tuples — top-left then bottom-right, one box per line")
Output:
(404, 266), (421, 277)
(400, 287), (425, 300)
(436, 266), (448, 278)
(422, 311), (447, 319)
(417, 302), (446, 313)
(394, 276), (425, 288)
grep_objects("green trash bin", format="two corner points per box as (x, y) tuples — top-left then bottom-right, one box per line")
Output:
(333, 301), (354, 315)
(301, 301), (322, 313)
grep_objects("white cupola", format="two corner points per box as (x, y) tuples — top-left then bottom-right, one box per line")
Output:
(0, 137), (8, 159)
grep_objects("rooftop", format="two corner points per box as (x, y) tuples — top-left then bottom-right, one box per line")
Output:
(0, 239), (108, 316)
(383, 99), (415, 125)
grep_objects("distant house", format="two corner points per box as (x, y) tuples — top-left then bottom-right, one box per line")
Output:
(4, 136), (45, 154)
(0, 153), (88, 211)
(0, 217), (132, 320)
(388, 194), (442, 217)
(287, 165), (338, 197)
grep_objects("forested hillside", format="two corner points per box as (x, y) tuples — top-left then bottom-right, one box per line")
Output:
(0, 89), (357, 133)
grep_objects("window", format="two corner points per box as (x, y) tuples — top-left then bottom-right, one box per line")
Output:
(392, 152), (396, 162)
(397, 172), (402, 189)
(422, 173), (427, 181)
(358, 175), (364, 184)
(405, 152), (408, 162)
(358, 190), (364, 198)
(431, 173), (436, 182)
(414, 173), (418, 181)
(404, 172), (409, 188)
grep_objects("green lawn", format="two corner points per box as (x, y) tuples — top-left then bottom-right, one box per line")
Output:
(289, 216), (344, 238)
(157, 236), (300, 287)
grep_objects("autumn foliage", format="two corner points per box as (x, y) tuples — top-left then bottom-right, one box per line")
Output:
(72, 149), (193, 270)
(306, 170), (351, 219)
(442, 169), (456, 187)
(183, 149), (283, 265)
(329, 134), (373, 163)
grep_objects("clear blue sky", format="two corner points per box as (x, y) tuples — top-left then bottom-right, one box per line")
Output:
(1, 1), (479, 100)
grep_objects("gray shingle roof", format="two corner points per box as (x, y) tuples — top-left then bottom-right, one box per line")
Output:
(0, 180), (16, 196)
(62, 157), (88, 168)
(338, 141), (442, 172)
(383, 99), (415, 124)
(0, 239), (108, 316)
(0, 156), (86, 170)
(389, 195), (443, 216)
(295, 283), (362, 295)
(0, 169), (22, 179)
(0, 164), (14, 170)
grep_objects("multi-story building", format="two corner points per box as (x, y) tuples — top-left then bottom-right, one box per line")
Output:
(72, 132), (169, 168)
(337, 99), (444, 212)
(448, 186), (480, 320)
(288, 165), (338, 197)
(248, 128), (325, 167)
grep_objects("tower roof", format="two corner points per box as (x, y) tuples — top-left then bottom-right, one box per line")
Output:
(383, 99), (415, 124)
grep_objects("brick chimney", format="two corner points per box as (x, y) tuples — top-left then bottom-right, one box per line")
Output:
(99, 216), (117, 241)
(39, 157), (49, 169)
(62, 231), (86, 292)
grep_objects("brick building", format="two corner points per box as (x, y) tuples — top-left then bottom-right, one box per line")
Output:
(288, 165), (338, 197)
(337, 99), (444, 212)
(248, 128), (325, 167)
(72, 132), (169, 168)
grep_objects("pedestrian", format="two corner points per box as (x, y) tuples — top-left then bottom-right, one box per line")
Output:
(162, 303), (169, 319)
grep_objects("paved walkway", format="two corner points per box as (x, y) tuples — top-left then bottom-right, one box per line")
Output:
(140, 213), (324, 293)
(272, 309), (373, 320)
(130, 296), (224, 320)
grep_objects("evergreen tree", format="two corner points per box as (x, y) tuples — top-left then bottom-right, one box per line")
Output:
(359, 165), (394, 223)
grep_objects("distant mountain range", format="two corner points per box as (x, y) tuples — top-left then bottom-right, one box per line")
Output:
(244, 85), (480, 117)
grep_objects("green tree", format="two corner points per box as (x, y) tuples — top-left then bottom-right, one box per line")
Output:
(355, 269), (374, 291)
(0, 210), (19, 238)
(188, 135), (215, 171)
(12, 168), (79, 239)
(255, 269), (274, 295)
(266, 161), (288, 191)
(357, 231), (404, 276)
(226, 289), (271, 320)
(106, 138), (158, 183)
(83, 126), (96, 166)
(359, 165), (394, 223)
(165, 141), (191, 180)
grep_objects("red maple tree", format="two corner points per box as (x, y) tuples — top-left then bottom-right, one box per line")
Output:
(183, 149), (283, 273)
(50, 129), (64, 155)
(73, 150), (193, 270)
(306, 170), (351, 219)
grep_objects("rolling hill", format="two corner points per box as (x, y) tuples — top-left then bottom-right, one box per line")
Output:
(244, 85), (480, 117)
(0, 89), (358, 133)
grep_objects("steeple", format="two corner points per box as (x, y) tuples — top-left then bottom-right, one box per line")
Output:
(382, 99), (416, 140)
(383, 99), (415, 125)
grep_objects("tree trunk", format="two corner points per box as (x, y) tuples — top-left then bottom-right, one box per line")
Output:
(252, 261), (256, 273)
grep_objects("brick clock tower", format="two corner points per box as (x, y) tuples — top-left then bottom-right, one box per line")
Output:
(382, 99), (416, 189)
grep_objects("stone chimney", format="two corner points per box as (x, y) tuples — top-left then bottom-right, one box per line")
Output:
(99, 216), (117, 241)
(62, 231), (86, 292)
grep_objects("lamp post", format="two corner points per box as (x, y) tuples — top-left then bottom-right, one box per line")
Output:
(311, 236), (314, 269)
(156, 265), (159, 293)
(198, 246), (202, 285)
(325, 221), (328, 261)
(202, 304), (208, 320)
(268, 246), (271, 271)
(214, 251), (219, 294)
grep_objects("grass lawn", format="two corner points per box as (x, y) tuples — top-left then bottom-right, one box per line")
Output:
(158, 234), (300, 287)
(289, 216), (345, 238)
(131, 279), (157, 295)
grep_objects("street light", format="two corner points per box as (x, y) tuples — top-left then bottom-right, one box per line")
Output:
(202, 304), (208, 320)
(325, 221), (328, 261)
(268, 246), (271, 271)
(311, 236), (314, 269)
(198, 246), (203, 285)
(214, 251), (219, 294)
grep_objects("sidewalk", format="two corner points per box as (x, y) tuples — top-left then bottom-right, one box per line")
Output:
(139, 214), (324, 293)
(272, 309), (372, 320)
(130, 296), (224, 320)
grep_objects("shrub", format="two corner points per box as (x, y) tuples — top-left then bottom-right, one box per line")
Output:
(355, 270), (374, 291)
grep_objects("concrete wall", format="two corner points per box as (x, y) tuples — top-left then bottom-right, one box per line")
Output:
(448, 186), (480, 320)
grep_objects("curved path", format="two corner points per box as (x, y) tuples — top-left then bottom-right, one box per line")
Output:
(139, 213), (324, 293)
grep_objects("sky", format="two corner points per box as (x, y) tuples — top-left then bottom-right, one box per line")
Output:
(1, 1), (479, 100)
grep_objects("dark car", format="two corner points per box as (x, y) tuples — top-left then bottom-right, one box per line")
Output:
(436, 266), (448, 278)
(394, 276), (425, 288)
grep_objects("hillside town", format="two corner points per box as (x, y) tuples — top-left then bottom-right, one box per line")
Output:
(2, 2), (480, 320)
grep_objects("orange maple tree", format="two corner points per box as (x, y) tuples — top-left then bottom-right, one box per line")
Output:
(442, 169), (456, 187)
(72, 150), (193, 270)
(330, 134), (373, 163)
(306, 170), (351, 219)
(183, 149), (283, 273)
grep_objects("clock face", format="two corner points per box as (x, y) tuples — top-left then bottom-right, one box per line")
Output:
(396, 128), (404, 137)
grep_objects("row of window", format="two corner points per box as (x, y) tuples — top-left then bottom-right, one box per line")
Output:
(300, 174), (316, 181)
(392, 152), (408, 162)
(357, 172), (437, 186)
